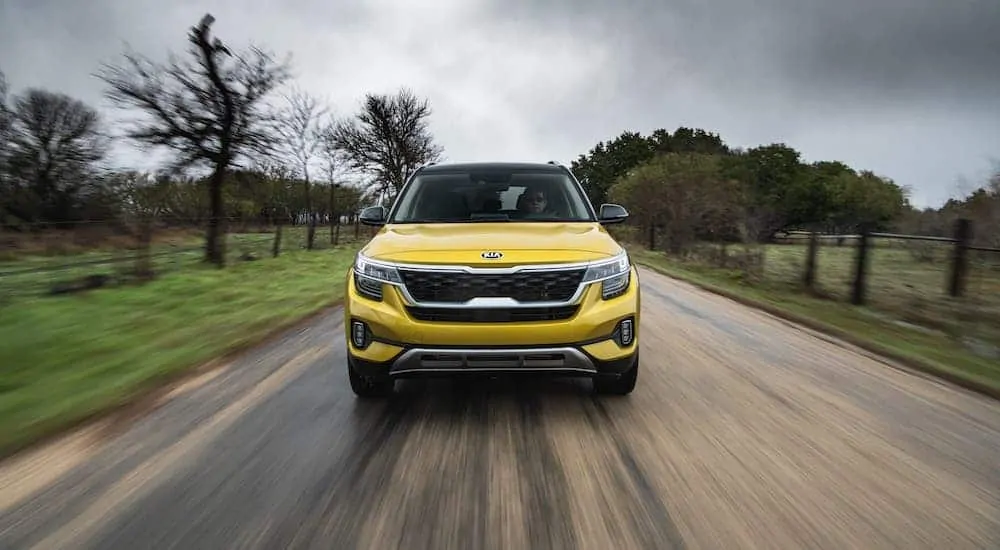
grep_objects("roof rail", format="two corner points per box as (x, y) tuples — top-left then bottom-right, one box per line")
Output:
(546, 160), (562, 166)
(412, 161), (437, 174)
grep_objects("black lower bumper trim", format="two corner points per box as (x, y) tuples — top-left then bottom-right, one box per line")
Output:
(348, 344), (637, 378)
(586, 350), (638, 375)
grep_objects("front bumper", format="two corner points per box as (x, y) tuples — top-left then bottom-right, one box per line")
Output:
(344, 266), (640, 378)
(349, 344), (638, 379)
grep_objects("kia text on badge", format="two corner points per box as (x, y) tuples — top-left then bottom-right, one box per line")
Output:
(481, 251), (503, 260)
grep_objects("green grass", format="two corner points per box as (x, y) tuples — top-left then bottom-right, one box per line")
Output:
(0, 243), (360, 457)
(629, 245), (1000, 398)
(657, 238), (1000, 347)
(762, 241), (1000, 345)
(0, 225), (370, 301)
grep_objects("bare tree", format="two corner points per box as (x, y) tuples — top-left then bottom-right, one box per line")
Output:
(0, 70), (11, 217)
(317, 119), (349, 244)
(5, 88), (110, 223)
(331, 87), (443, 200)
(276, 87), (327, 249)
(95, 13), (292, 266)
(0, 69), (10, 141)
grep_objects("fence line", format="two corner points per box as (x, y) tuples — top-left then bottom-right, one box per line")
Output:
(623, 217), (999, 347)
(0, 218), (376, 300)
(763, 221), (1000, 305)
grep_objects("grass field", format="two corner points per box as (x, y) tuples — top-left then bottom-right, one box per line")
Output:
(0, 230), (362, 458)
(609, 228), (1000, 342)
(753, 240), (1000, 346)
(629, 243), (1000, 398)
(0, 224), (369, 301)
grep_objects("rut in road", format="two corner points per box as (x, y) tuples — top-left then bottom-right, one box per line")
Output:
(250, 380), (686, 550)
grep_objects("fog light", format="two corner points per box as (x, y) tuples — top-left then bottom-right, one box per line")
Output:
(616, 318), (634, 347)
(351, 320), (369, 349)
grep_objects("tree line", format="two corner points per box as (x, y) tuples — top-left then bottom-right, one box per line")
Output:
(0, 13), (443, 265)
(2, 13), (996, 267)
(571, 129), (998, 252)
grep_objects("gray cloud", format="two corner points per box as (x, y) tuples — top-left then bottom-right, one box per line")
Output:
(489, 0), (1000, 104)
(1, 0), (998, 208)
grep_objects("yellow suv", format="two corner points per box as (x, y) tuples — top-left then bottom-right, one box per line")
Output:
(343, 161), (640, 397)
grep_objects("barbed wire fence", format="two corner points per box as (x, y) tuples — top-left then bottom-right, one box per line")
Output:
(0, 216), (377, 304)
(613, 218), (1000, 353)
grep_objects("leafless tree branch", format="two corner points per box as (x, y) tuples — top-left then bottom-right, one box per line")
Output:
(330, 87), (443, 199)
(275, 86), (327, 248)
(93, 13), (292, 265)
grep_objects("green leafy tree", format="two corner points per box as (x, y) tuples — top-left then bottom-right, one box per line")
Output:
(734, 143), (806, 241)
(571, 130), (655, 206)
(657, 126), (730, 155)
(826, 170), (908, 233)
(573, 127), (731, 208)
(610, 153), (743, 254)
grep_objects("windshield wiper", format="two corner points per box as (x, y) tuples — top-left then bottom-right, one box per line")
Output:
(395, 218), (465, 223)
(395, 214), (515, 223)
(469, 214), (510, 222)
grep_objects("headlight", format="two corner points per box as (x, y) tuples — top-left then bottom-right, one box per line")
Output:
(353, 252), (402, 301)
(580, 251), (631, 300)
(354, 252), (403, 284)
(581, 251), (629, 283)
(601, 272), (630, 300)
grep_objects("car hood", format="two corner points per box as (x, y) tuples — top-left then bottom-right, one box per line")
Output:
(361, 222), (623, 266)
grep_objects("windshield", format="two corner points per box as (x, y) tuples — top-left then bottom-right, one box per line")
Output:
(387, 168), (596, 223)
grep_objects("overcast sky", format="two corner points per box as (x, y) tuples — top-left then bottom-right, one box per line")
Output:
(2, 0), (998, 208)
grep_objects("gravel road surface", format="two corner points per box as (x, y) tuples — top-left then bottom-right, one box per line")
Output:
(2, 267), (999, 549)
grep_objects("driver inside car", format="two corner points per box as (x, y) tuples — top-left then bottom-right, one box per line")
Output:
(517, 185), (554, 216)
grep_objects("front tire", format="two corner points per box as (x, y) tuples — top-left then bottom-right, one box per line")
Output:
(593, 353), (638, 395)
(348, 357), (394, 398)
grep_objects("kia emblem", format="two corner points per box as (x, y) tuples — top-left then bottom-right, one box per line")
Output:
(481, 251), (503, 260)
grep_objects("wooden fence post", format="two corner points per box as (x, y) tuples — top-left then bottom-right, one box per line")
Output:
(330, 184), (341, 247)
(851, 226), (871, 305)
(272, 223), (282, 258)
(135, 217), (154, 280)
(647, 224), (656, 250)
(803, 231), (819, 289)
(948, 218), (973, 298)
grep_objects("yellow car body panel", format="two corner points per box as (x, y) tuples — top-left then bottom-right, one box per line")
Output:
(343, 161), (642, 396)
(362, 222), (621, 266)
(581, 338), (638, 362)
(345, 265), (639, 353)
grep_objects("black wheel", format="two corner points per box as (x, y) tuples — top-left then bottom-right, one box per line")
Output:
(348, 358), (394, 398)
(593, 354), (639, 395)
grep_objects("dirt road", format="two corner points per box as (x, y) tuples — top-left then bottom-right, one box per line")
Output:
(2, 267), (999, 549)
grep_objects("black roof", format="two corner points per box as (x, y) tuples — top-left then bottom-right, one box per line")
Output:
(418, 161), (566, 173)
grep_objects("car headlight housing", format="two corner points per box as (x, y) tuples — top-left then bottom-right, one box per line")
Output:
(581, 251), (631, 300)
(353, 252), (403, 301)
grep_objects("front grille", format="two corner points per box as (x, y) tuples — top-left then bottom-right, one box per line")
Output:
(406, 305), (579, 323)
(398, 268), (585, 303)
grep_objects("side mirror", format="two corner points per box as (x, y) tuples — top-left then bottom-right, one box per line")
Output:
(359, 206), (387, 226)
(598, 203), (629, 225)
